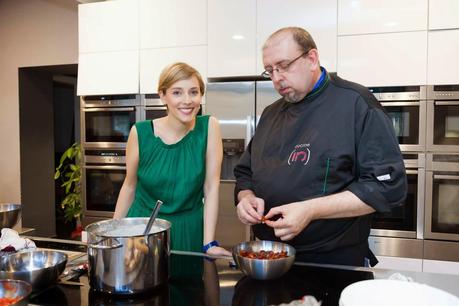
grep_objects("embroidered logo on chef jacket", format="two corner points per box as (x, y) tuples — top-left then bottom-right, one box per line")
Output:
(288, 143), (311, 166)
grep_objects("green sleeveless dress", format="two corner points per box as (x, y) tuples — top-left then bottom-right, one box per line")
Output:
(127, 115), (209, 252)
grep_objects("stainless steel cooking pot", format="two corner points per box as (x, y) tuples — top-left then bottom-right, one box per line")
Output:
(85, 217), (170, 295)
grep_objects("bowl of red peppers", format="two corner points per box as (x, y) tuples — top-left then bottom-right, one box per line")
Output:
(232, 240), (296, 280)
(0, 279), (31, 306)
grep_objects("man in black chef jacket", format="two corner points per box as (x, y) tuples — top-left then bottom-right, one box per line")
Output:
(234, 27), (407, 267)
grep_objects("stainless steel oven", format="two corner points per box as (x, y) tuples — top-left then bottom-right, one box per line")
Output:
(140, 94), (204, 121)
(424, 153), (459, 262)
(369, 153), (425, 259)
(427, 85), (459, 152)
(81, 94), (141, 148)
(82, 149), (126, 223)
(369, 86), (427, 152)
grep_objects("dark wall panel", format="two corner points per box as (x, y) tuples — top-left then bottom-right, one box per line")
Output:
(19, 69), (56, 236)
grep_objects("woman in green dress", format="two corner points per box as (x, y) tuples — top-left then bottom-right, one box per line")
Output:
(114, 62), (231, 257)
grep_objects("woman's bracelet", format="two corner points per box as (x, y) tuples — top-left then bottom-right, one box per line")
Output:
(202, 240), (219, 253)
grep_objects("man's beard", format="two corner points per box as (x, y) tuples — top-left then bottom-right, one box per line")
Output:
(279, 81), (302, 103)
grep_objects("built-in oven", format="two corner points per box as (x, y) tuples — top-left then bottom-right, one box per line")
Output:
(369, 86), (426, 152)
(82, 149), (126, 226)
(424, 153), (459, 262)
(140, 94), (204, 121)
(426, 85), (459, 152)
(81, 94), (141, 148)
(369, 153), (425, 260)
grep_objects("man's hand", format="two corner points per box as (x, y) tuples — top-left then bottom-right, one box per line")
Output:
(236, 190), (265, 225)
(264, 201), (316, 241)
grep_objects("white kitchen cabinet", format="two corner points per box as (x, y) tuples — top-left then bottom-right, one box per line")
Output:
(428, 30), (459, 85)
(77, 51), (139, 96)
(429, 0), (459, 30)
(79, 0), (139, 53)
(207, 0), (257, 77)
(374, 256), (423, 272)
(337, 31), (427, 86)
(256, 0), (337, 73)
(139, 0), (207, 49)
(140, 46), (207, 94)
(338, 0), (428, 35)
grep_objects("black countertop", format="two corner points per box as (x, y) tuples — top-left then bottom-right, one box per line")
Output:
(25, 238), (459, 306)
(28, 254), (373, 306)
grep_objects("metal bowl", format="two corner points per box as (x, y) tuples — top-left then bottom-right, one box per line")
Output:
(0, 250), (68, 291)
(0, 204), (21, 229)
(0, 279), (32, 306)
(232, 240), (296, 280)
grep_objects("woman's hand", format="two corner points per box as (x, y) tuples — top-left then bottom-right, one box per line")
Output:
(206, 246), (232, 257)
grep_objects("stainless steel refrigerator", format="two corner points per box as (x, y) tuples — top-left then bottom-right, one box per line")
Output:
(204, 80), (280, 247)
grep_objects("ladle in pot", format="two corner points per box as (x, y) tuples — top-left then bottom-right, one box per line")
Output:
(143, 200), (163, 236)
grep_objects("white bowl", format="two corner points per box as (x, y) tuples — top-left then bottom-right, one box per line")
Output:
(340, 279), (459, 306)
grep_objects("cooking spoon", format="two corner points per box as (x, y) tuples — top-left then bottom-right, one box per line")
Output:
(143, 200), (163, 236)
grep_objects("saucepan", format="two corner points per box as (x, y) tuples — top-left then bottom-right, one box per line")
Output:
(85, 217), (170, 295)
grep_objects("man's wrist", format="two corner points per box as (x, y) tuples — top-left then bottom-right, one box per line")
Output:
(238, 190), (255, 202)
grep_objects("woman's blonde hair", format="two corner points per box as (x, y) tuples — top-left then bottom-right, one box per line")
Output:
(157, 62), (205, 95)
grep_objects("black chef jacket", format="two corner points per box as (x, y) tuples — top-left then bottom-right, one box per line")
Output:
(234, 71), (407, 266)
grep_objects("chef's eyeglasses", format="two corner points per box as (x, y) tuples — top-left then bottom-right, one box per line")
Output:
(261, 50), (310, 78)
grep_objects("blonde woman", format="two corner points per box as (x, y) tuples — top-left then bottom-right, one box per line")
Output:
(114, 62), (230, 257)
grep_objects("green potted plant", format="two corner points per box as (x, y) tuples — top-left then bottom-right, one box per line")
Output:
(54, 142), (82, 239)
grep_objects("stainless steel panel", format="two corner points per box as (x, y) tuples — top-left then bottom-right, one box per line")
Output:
(426, 153), (459, 171)
(378, 87), (426, 101)
(368, 236), (423, 258)
(435, 101), (459, 106)
(255, 81), (281, 126)
(427, 85), (459, 100)
(426, 99), (436, 152)
(215, 181), (250, 247)
(424, 240), (459, 262)
(206, 82), (255, 141)
(404, 153), (425, 169)
(380, 101), (420, 107)
(417, 168), (425, 239)
(141, 94), (162, 106)
(84, 155), (126, 164)
(81, 95), (140, 108)
(370, 229), (416, 239)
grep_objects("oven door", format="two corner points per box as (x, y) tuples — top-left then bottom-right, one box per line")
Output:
(82, 164), (126, 218)
(427, 100), (459, 152)
(381, 101), (425, 152)
(371, 169), (423, 239)
(140, 105), (204, 121)
(425, 171), (459, 241)
(81, 107), (141, 148)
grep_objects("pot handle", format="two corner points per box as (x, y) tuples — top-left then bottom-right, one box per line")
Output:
(87, 238), (123, 250)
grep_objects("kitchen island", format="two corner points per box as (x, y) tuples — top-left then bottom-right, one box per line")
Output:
(25, 237), (459, 306)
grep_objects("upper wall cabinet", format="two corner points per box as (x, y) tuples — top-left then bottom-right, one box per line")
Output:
(338, 0), (428, 35)
(429, 0), (459, 30)
(139, 0), (207, 49)
(140, 46), (207, 94)
(79, 0), (139, 53)
(256, 0), (337, 73)
(77, 51), (139, 95)
(428, 30), (459, 85)
(207, 0), (257, 77)
(337, 31), (427, 87)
